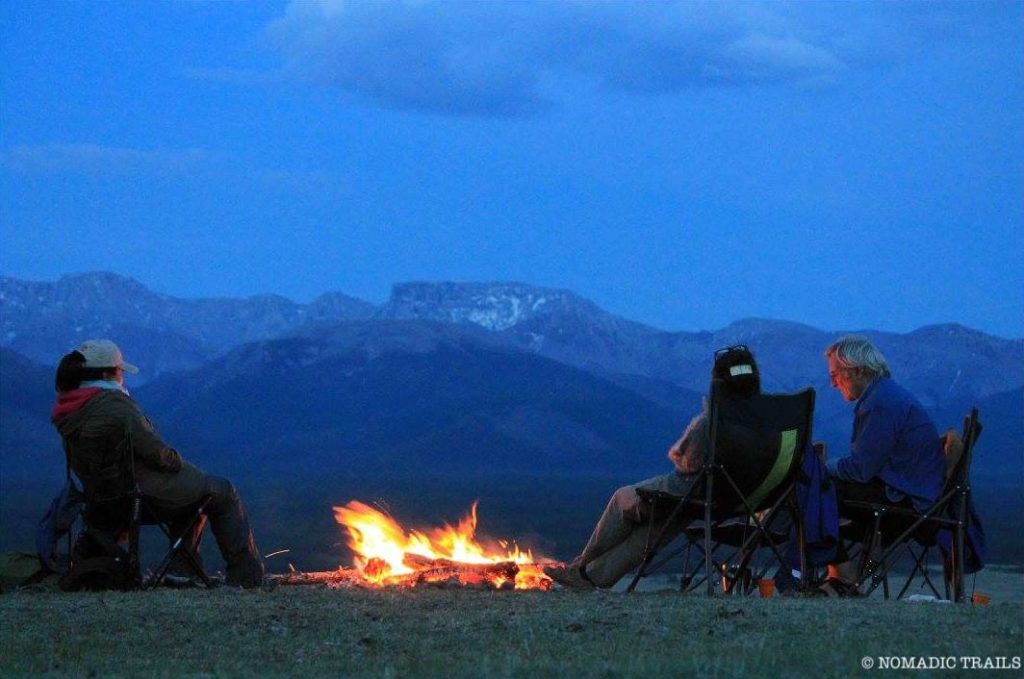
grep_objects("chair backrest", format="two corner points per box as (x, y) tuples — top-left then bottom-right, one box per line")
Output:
(708, 385), (816, 513)
(947, 408), (982, 492)
(61, 422), (136, 531)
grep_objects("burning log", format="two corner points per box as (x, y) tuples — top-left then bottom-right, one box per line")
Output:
(400, 554), (514, 573)
(399, 554), (520, 588)
(269, 568), (362, 587)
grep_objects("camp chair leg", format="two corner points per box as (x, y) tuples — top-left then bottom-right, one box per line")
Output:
(127, 490), (143, 589)
(682, 537), (712, 592)
(717, 469), (794, 587)
(679, 539), (694, 590)
(877, 514), (891, 600)
(942, 552), (954, 601)
(952, 515), (966, 603)
(896, 572), (914, 600)
(862, 502), (955, 599)
(626, 493), (687, 592)
(858, 511), (886, 597)
(895, 545), (936, 600)
(794, 501), (808, 589)
(145, 523), (213, 589)
(143, 496), (214, 590)
(704, 466), (715, 596)
(916, 546), (941, 599)
(628, 469), (709, 593)
(640, 537), (686, 584)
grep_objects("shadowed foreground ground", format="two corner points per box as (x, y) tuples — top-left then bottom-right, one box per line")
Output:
(1, 583), (1022, 678)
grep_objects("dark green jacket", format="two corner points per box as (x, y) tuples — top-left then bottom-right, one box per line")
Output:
(52, 388), (207, 506)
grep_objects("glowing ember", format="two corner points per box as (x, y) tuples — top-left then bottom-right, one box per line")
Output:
(333, 500), (552, 590)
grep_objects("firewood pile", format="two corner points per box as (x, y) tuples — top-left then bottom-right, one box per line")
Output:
(269, 555), (553, 590)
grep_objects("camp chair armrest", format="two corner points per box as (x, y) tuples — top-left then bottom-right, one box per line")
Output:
(841, 500), (947, 521)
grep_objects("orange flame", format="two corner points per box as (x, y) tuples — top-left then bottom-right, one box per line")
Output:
(333, 500), (551, 590)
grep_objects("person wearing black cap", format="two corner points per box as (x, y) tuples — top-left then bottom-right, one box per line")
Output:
(51, 339), (265, 588)
(543, 345), (762, 590)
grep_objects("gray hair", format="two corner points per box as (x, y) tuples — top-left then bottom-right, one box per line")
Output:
(825, 335), (891, 378)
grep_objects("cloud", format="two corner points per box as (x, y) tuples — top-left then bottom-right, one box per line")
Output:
(265, 0), (850, 116)
(1, 144), (210, 175)
(264, 0), (1020, 117)
(715, 33), (846, 85)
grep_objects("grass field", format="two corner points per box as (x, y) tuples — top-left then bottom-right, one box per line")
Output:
(2, 578), (1022, 678)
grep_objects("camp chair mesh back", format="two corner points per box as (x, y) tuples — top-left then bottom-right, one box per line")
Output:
(62, 421), (213, 590)
(708, 388), (813, 513)
(627, 383), (816, 595)
(60, 421), (143, 589)
(846, 408), (981, 602)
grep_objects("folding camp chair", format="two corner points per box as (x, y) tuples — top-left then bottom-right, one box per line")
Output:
(844, 409), (982, 602)
(61, 421), (214, 591)
(649, 517), (791, 594)
(626, 382), (816, 595)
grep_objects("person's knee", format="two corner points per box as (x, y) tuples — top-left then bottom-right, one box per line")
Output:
(611, 486), (634, 508)
(205, 475), (236, 496)
(612, 486), (644, 523)
(202, 475), (241, 512)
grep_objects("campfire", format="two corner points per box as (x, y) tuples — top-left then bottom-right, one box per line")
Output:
(268, 500), (554, 590)
(334, 500), (552, 590)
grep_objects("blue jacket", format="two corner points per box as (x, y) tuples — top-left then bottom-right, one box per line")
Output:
(790, 445), (839, 568)
(827, 377), (944, 511)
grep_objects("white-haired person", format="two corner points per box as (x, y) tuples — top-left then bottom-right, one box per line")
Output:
(820, 335), (944, 596)
(51, 339), (265, 588)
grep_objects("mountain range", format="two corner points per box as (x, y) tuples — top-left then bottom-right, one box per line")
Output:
(1, 272), (1021, 566)
(0, 272), (376, 378)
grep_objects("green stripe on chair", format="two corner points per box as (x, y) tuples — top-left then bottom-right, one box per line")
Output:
(746, 429), (798, 510)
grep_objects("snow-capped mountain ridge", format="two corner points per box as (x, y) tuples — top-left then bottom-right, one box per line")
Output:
(377, 281), (607, 332)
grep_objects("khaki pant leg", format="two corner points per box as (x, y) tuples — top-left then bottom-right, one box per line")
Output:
(576, 472), (698, 587)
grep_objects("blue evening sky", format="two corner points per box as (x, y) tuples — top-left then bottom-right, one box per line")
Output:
(2, 1), (1021, 337)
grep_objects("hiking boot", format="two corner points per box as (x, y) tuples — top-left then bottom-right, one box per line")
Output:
(225, 557), (266, 589)
(168, 551), (205, 577)
(543, 564), (595, 591)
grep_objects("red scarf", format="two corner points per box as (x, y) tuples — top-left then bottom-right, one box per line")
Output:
(50, 387), (103, 423)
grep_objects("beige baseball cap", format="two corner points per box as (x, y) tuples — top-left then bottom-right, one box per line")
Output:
(77, 339), (139, 374)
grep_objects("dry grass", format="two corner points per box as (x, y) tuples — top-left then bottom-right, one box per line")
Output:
(1, 581), (1022, 678)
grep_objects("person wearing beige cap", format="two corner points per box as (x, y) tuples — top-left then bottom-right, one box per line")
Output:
(51, 339), (265, 588)
(76, 339), (140, 376)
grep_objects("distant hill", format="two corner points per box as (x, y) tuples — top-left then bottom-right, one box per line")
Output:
(0, 272), (376, 380)
(931, 386), (1024, 486)
(0, 348), (64, 485)
(133, 320), (697, 480)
